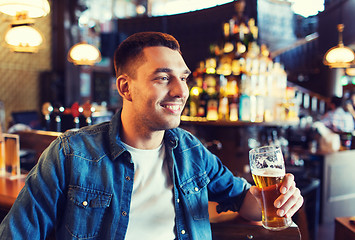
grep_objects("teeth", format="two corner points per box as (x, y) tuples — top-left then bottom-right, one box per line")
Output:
(165, 105), (180, 111)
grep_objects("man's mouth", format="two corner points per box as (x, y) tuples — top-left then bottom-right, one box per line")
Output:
(161, 104), (183, 113)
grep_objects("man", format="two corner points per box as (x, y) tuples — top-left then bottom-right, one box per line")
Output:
(0, 32), (303, 239)
(322, 96), (354, 133)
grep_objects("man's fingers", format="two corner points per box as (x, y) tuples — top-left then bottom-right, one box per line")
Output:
(284, 195), (304, 218)
(280, 173), (295, 194)
(274, 181), (296, 208)
(275, 185), (303, 218)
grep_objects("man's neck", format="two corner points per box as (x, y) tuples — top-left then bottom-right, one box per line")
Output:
(120, 110), (165, 150)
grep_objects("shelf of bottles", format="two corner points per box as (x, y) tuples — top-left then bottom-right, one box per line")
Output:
(181, 17), (299, 126)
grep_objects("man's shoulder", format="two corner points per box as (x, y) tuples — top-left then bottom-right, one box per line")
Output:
(61, 122), (111, 139)
(59, 122), (112, 150)
(55, 122), (113, 161)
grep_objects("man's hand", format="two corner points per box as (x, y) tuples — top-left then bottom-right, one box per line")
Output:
(249, 173), (304, 218)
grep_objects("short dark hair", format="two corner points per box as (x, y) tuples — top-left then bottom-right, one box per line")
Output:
(114, 32), (181, 78)
(331, 96), (343, 108)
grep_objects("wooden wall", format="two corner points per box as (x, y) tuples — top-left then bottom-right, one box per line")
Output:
(0, 2), (52, 130)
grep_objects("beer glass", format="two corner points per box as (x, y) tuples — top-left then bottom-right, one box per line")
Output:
(249, 145), (292, 231)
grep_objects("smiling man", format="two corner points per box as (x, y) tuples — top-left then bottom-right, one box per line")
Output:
(117, 45), (191, 149)
(0, 32), (303, 240)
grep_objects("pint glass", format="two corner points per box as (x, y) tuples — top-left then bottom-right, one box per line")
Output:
(249, 145), (292, 231)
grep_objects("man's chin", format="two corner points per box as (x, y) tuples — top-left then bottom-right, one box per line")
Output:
(160, 117), (181, 130)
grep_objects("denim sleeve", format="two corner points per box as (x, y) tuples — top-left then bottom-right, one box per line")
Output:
(0, 138), (67, 239)
(203, 147), (251, 213)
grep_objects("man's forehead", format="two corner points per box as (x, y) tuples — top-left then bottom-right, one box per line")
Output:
(141, 46), (190, 72)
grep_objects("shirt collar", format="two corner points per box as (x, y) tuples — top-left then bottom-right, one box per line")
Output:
(108, 110), (179, 160)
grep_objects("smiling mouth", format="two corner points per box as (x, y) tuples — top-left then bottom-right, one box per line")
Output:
(161, 104), (182, 112)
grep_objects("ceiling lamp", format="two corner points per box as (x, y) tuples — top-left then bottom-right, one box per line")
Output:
(67, 42), (102, 66)
(323, 24), (355, 68)
(346, 68), (355, 76)
(0, 0), (50, 18)
(5, 22), (43, 53)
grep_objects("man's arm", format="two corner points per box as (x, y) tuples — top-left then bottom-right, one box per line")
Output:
(238, 173), (304, 221)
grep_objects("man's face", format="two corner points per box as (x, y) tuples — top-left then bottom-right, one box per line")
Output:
(128, 46), (190, 131)
(351, 94), (355, 105)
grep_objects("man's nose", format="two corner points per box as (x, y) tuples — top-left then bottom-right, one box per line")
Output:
(170, 78), (189, 99)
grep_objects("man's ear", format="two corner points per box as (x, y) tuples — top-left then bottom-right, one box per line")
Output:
(116, 75), (132, 101)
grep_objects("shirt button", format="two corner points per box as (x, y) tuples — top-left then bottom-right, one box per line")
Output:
(122, 211), (127, 216)
(181, 230), (186, 235)
(177, 198), (180, 203)
(194, 187), (199, 192)
(82, 201), (88, 206)
(125, 176), (131, 181)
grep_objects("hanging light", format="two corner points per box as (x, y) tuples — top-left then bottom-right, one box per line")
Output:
(0, 0), (50, 18)
(323, 24), (355, 68)
(346, 67), (355, 76)
(4, 21), (43, 53)
(67, 42), (102, 66)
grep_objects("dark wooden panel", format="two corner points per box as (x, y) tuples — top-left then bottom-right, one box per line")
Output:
(16, 130), (61, 162)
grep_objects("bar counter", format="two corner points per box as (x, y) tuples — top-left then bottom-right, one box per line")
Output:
(0, 176), (25, 210)
(209, 202), (301, 240)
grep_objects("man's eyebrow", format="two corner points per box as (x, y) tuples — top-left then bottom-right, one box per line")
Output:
(184, 69), (192, 75)
(152, 68), (191, 75)
(153, 68), (172, 74)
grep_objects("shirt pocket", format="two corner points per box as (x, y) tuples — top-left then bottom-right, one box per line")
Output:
(64, 185), (112, 239)
(180, 172), (210, 220)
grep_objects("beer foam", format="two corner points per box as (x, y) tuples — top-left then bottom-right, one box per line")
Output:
(252, 168), (285, 177)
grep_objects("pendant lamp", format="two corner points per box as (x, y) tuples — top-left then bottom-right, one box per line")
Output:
(5, 24), (43, 53)
(67, 42), (102, 66)
(323, 24), (355, 68)
(346, 68), (355, 76)
(0, 0), (50, 18)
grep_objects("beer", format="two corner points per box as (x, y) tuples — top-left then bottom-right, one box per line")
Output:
(249, 145), (291, 231)
(252, 169), (291, 230)
(0, 140), (5, 175)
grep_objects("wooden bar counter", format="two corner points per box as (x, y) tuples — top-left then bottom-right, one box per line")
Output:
(0, 176), (26, 221)
(209, 202), (301, 240)
(335, 217), (355, 240)
(0, 177), (25, 210)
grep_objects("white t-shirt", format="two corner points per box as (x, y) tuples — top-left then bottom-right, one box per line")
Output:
(123, 142), (176, 240)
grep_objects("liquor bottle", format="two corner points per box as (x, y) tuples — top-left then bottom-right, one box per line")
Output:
(205, 75), (219, 121)
(255, 95), (265, 122)
(222, 22), (235, 55)
(239, 94), (250, 121)
(197, 81), (209, 118)
(229, 96), (239, 121)
(218, 75), (229, 120)
(189, 77), (203, 117)
(218, 97), (229, 120)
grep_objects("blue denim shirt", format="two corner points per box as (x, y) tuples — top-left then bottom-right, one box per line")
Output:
(0, 112), (251, 240)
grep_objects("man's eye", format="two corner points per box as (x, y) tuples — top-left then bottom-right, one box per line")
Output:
(155, 76), (169, 81)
